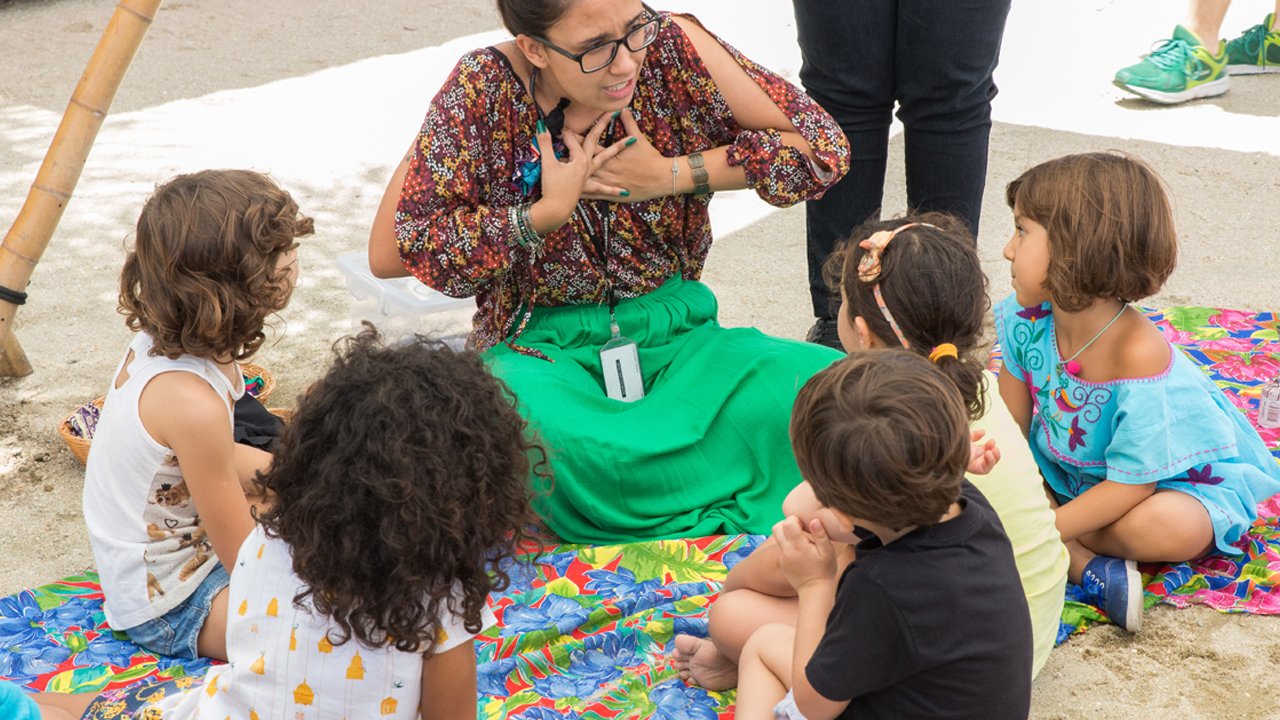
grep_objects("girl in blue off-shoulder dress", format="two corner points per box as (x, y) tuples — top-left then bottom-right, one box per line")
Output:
(996, 152), (1280, 633)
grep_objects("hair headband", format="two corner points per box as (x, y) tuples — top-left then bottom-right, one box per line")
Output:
(856, 222), (937, 349)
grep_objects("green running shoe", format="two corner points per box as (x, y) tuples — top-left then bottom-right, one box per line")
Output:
(1225, 13), (1280, 74)
(1114, 25), (1230, 104)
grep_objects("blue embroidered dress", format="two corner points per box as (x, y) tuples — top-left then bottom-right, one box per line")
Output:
(995, 294), (1280, 554)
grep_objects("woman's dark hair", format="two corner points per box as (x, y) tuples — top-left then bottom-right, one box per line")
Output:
(496, 0), (577, 38)
(790, 351), (969, 530)
(1005, 152), (1177, 312)
(119, 169), (313, 361)
(823, 212), (989, 421)
(254, 326), (549, 653)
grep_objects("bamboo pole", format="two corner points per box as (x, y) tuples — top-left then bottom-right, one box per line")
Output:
(0, 333), (33, 377)
(0, 0), (163, 377)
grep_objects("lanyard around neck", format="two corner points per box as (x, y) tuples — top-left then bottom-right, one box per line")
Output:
(578, 201), (621, 334)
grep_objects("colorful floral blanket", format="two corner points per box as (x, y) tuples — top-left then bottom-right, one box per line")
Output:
(3, 306), (1278, 717)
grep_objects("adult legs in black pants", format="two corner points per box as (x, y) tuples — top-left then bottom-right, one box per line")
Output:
(795, 0), (1012, 338)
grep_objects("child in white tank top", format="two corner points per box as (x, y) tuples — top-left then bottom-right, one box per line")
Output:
(82, 170), (311, 663)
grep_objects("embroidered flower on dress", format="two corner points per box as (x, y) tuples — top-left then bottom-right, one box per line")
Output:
(1185, 465), (1225, 486)
(1068, 415), (1088, 451)
(1016, 304), (1052, 321)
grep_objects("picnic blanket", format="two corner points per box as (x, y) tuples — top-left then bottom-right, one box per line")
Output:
(3, 306), (1278, 717)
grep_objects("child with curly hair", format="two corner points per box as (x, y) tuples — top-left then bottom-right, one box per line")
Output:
(38, 327), (546, 720)
(998, 152), (1280, 631)
(81, 170), (309, 666)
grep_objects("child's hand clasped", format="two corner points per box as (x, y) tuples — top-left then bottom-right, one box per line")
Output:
(968, 429), (1001, 475)
(773, 516), (838, 592)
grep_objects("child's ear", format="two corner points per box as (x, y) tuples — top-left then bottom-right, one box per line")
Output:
(853, 315), (883, 349)
(827, 506), (857, 533)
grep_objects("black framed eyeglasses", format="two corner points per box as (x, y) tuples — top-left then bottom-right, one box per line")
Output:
(534, 6), (662, 73)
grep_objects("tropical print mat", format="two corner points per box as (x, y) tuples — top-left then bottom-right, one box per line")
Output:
(3, 306), (1278, 717)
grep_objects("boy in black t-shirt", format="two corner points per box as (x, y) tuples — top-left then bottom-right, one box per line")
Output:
(735, 352), (1032, 720)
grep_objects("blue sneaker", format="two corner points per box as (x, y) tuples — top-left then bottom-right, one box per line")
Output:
(1080, 555), (1143, 632)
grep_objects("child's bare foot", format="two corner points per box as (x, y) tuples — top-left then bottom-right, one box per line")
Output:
(671, 634), (739, 691)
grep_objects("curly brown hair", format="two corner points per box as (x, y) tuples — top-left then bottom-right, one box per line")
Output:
(254, 326), (548, 653)
(1005, 152), (1177, 312)
(119, 169), (314, 361)
(823, 212), (990, 421)
(790, 351), (970, 531)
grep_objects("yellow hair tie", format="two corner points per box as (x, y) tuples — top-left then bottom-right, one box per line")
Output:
(928, 344), (958, 362)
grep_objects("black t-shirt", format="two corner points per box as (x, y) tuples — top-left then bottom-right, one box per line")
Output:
(805, 481), (1033, 720)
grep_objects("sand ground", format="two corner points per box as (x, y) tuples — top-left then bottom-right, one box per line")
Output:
(2, 0), (1279, 717)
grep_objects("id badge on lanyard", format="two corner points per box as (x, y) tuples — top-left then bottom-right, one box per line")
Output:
(580, 189), (646, 402)
(601, 315), (645, 402)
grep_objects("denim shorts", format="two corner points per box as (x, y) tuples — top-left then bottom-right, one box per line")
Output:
(124, 562), (230, 660)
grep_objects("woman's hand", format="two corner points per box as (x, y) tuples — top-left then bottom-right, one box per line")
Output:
(582, 110), (671, 203)
(531, 112), (633, 234)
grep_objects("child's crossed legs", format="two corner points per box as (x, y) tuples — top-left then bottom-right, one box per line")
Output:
(672, 482), (855, 691)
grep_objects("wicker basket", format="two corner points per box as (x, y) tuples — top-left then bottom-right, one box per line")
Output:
(57, 396), (105, 465)
(57, 364), (279, 466)
(240, 362), (275, 402)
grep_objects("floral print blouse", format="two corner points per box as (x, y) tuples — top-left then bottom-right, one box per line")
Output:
(395, 12), (850, 354)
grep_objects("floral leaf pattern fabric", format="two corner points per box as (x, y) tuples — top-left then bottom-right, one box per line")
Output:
(474, 535), (754, 720)
(0, 576), (214, 695)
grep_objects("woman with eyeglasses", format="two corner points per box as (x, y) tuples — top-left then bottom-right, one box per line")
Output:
(369, 0), (850, 544)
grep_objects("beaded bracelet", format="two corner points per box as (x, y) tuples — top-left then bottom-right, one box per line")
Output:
(508, 203), (545, 259)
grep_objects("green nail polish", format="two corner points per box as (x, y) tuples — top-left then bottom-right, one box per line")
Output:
(620, 190), (630, 197)
(612, 110), (622, 119)
(625, 137), (637, 147)
(536, 120), (546, 134)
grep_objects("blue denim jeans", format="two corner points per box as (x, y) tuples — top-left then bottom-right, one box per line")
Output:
(794, 0), (1012, 317)
(124, 562), (230, 660)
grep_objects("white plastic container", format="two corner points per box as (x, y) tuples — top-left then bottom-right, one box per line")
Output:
(334, 252), (475, 347)
(1259, 377), (1280, 429)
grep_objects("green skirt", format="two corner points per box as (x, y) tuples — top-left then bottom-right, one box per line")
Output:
(484, 276), (842, 544)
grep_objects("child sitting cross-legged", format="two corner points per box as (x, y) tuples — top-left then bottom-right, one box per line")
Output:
(999, 152), (1280, 632)
(732, 351), (1033, 720)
